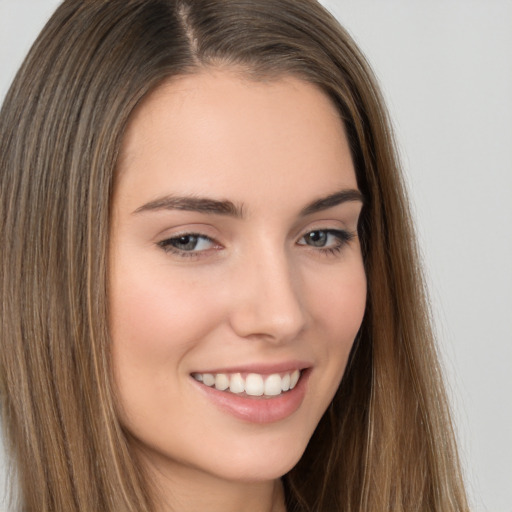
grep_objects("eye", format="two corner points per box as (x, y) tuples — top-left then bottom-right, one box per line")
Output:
(158, 233), (217, 255)
(297, 229), (354, 253)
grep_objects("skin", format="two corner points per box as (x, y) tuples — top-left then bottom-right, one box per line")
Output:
(109, 69), (367, 512)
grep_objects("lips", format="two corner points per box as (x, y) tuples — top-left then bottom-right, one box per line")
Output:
(190, 365), (311, 423)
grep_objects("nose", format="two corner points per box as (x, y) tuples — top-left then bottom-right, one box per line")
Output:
(227, 246), (307, 344)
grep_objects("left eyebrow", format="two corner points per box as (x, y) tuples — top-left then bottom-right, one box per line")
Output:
(299, 189), (364, 216)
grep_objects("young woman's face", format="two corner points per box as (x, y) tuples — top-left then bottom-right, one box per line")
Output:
(110, 70), (366, 486)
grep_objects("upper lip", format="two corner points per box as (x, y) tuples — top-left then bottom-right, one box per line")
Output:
(191, 360), (312, 375)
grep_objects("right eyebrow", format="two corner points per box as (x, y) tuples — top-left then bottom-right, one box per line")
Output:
(132, 195), (245, 219)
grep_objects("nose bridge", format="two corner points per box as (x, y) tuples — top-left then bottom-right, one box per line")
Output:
(229, 241), (306, 342)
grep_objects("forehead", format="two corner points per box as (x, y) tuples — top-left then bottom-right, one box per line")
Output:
(116, 69), (357, 211)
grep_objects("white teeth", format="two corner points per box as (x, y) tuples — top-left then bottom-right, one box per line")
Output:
(202, 373), (215, 387)
(215, 373), (230, 391)
(245, 374), (264, 396)
(290, 369), (300, 389)
(229, 373), (245, 393)
(264, 374), (282, 396)
(281, 373), (291, 392)
(192, 369), (303, 396)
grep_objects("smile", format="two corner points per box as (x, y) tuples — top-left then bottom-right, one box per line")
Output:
(191, 370), (301, 397)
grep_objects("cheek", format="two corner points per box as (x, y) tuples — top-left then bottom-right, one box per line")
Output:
(110, 260), (217, 359)
(108, 259), (222, 418)
(311, 257), (367, 345)
(305, 256), (367, 393)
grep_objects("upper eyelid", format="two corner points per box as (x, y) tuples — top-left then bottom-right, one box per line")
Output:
(150, 221), (222, 241)
(294, 214), (357, 233)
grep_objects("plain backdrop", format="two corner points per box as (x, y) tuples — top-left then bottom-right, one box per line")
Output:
(1, 1), (511, 511)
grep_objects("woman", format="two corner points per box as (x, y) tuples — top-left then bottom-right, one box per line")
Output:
(0, 0), (469, 511)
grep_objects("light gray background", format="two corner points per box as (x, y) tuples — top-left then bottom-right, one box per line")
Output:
(1, 1), (511, 511)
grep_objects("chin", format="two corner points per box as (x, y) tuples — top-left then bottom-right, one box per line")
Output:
(204, 427), (312, 483)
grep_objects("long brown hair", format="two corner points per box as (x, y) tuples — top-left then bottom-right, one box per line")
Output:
(0, 1), (469, 510)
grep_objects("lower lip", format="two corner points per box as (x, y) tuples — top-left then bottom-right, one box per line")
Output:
(191, 369), (310, 424)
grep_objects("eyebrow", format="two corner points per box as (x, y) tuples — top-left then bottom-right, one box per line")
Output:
(299, 189), (364, 216)
(132, 188), (363, 218)
(133, 195), (245, 218)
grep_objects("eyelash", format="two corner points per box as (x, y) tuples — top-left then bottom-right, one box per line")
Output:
(157, 229), (355, 258)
